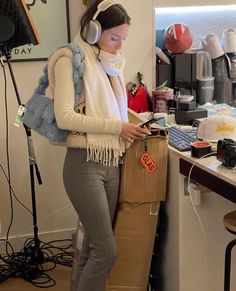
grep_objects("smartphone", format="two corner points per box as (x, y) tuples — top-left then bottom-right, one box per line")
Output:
(139, 118), (157, 128)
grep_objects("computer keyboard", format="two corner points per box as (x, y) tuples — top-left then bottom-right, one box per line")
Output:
(167, 127), (198, 151)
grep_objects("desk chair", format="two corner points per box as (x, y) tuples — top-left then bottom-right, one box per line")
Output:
(223, 211), (236, 291)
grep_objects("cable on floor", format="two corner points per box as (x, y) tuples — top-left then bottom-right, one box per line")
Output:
(0, 238), (74, 288)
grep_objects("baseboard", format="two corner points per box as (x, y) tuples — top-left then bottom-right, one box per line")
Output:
(0, 228), (77, 253)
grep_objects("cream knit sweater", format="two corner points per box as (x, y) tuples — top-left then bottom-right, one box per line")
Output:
(48, 48), (123, 149)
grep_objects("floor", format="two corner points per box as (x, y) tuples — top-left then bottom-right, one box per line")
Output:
(0, 263), (72, 291)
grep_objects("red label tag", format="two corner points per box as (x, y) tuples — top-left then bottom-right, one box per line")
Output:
(140, 152), (157, 173)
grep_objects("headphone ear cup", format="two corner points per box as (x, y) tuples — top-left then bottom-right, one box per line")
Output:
(83, 20), (102, 44)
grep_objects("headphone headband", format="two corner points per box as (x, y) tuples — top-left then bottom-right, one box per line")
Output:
(92, 0), (115, 20)
(83, 0), (116, 44)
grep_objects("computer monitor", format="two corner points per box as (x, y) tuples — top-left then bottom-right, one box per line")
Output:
(0, 0), (40, 50)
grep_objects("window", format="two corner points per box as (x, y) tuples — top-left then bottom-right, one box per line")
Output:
(155, 5), (236, 48)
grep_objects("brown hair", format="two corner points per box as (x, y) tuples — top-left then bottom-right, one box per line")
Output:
(80, 0), (131, 41)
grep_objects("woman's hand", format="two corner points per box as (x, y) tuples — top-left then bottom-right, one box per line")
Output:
(120, 122), (151, 143)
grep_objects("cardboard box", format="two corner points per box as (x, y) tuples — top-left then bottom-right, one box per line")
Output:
(119, 130), (168, 203)
(117, 202), (160, 216)
(106, 202), (160, 290)
(128, 108), (147, 124)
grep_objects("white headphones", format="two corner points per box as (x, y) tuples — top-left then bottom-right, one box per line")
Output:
(83, 0), (116, 44)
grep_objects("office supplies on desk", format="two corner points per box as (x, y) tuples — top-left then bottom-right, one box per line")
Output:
(191, 141), (212, 158)
(167, 127), (198, 151)
(175, 107), (208, 125)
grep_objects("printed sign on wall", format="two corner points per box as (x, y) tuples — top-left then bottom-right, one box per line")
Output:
(12, 0), (70, 61)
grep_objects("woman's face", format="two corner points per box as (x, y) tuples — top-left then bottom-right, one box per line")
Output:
(97, 24), (129, 54)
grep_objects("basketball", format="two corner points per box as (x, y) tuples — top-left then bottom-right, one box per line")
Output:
(163, 23), (193, 53)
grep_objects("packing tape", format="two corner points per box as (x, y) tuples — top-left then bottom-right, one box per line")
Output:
(191, 141), (212, 158)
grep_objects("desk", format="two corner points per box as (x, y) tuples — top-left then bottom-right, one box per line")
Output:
(162, 148), (236, 291)
(177, 149), (236, 203)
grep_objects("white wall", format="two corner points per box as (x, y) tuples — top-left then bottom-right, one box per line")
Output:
(118, 0), (155, 90)
(0, 0), (155, 250)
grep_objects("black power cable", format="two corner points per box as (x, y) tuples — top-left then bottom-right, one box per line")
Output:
(1, 53), (16, 259)
(0, 238), (74, 288)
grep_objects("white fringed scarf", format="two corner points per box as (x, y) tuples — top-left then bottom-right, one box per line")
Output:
(74, 37), (128, 166)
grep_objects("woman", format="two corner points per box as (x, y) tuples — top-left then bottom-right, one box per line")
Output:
(50, 1), (150, 290)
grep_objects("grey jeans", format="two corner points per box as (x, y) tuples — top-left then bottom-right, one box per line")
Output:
(63, 148), (119, 291)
